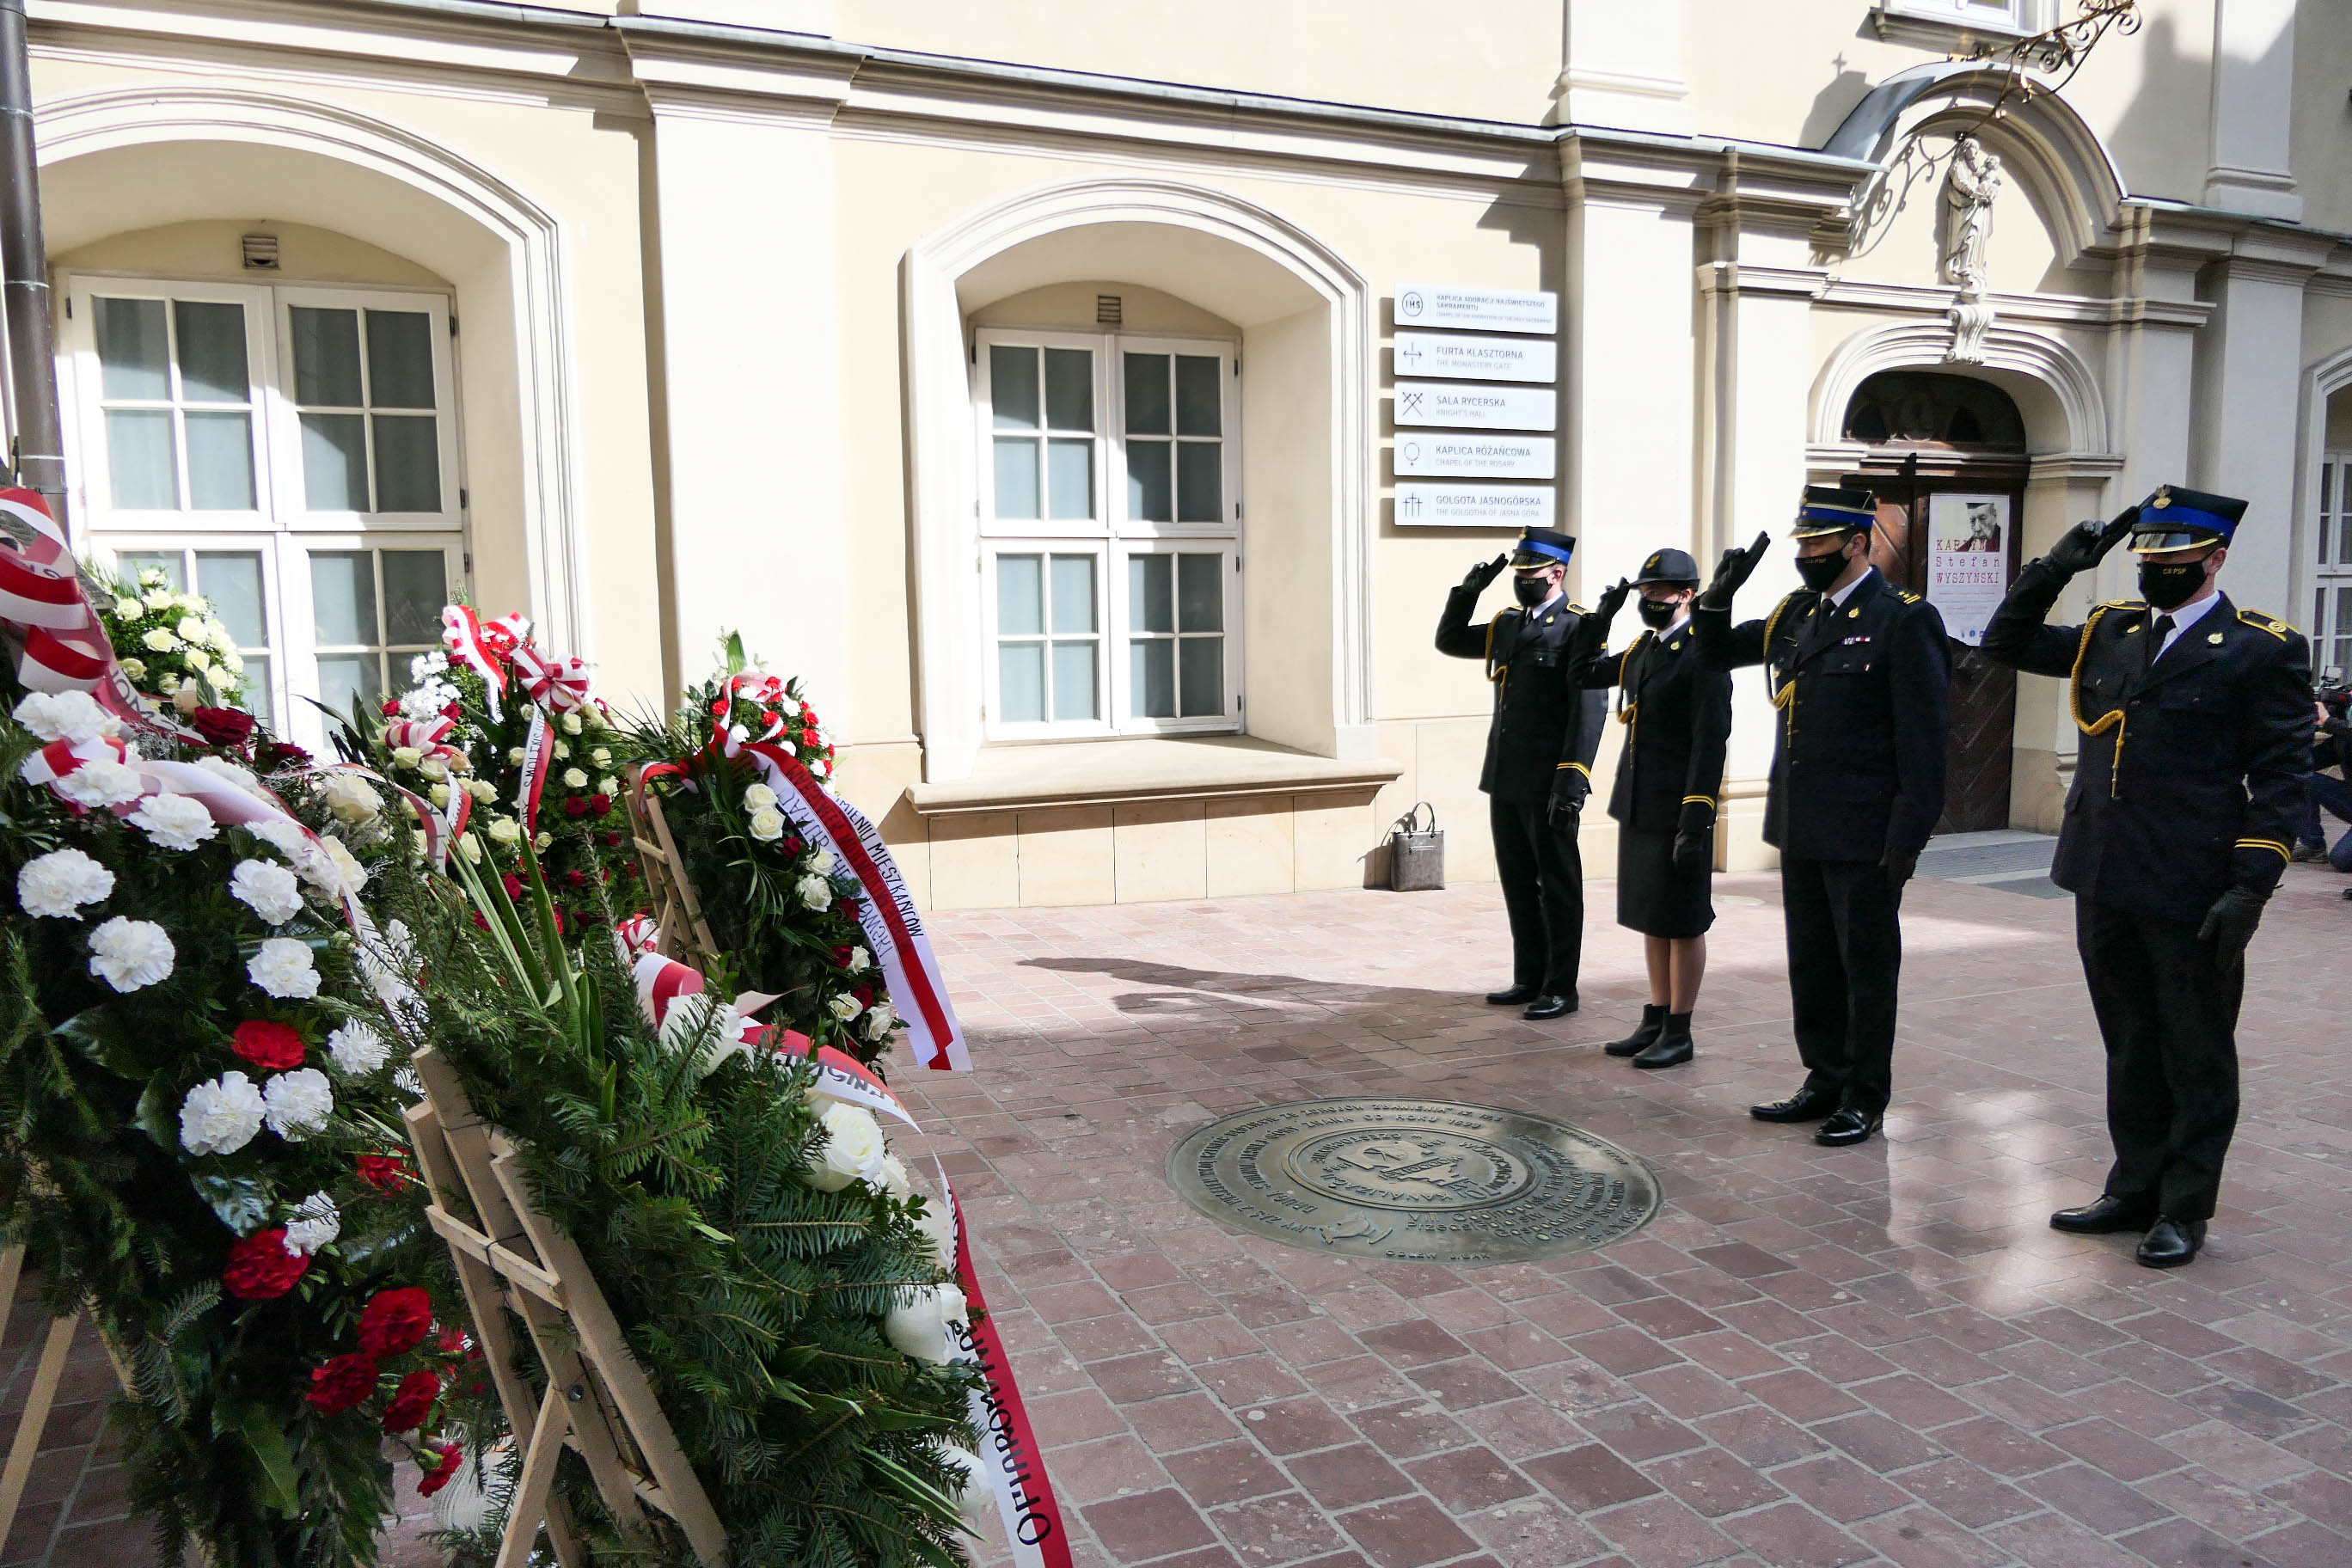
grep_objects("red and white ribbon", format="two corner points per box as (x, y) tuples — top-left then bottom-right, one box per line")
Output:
(0, 487), (180, 735)
(439, 607), (527, 721)
(629, 952), (781, 1052)
(512, 644), (591, 714)
(616, 912), (660, 959)
(18, 733), (132, 792)
(737, 744), (969, 1074)
(515, 708), (555, 833)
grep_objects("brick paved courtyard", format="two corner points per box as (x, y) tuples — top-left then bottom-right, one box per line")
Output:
(3, 856), (2348, 1566)
(895, 859), (2352, 1568)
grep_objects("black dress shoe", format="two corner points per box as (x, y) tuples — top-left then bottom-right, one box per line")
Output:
(1749, 1087), (1835, 1123)
(1606, 1004), (1666, 1057)
(1485, 983), (1540, 1006)
(1522, 993), (1576, 1020)
(2049, 1195), (2153, 1235)
(2136, 1216), (2206, 1270)
(1813, 1108), (1883, 1147)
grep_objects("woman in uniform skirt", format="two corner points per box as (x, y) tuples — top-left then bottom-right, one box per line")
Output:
(1565, 548), (1734, 1068)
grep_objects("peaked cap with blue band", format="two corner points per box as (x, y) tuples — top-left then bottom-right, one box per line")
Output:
(2128, 485), (2246, 554)
(1510, 527), (1577, 568)
(1790, 485), (1877, 539)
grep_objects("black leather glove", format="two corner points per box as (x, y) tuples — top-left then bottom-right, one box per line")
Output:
(1547, 768), (1589, 828)
(1592, 576), (1632, 626)
(1697, 532), (1772, 611)
(1672, 801), (1713, 874)
(2042, 507), (2139, 576)
(1881, 848), (1919, 891)
(1460, 554), (1508, 595)
(2196, 884), (2268, 973)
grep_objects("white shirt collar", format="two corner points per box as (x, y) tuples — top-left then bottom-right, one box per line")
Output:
(1529, 588), (1565, 618)
(2151, 591), (2222, 653)
(1826, 565), (1877, 609)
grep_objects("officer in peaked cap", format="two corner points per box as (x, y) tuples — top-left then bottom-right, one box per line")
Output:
(1981, 486), (2312, 1268)
(1564, 547), (1733, 1069)
(1691, 487), (1952, 1148)
(1436, 526), (1608, 1020)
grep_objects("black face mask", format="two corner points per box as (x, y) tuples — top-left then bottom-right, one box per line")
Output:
(1793, 550), (1851, 592)
(1635, 597), (1681, 628)
(2138, 556), (2211, 612)
(1513, 573), (1553, 607)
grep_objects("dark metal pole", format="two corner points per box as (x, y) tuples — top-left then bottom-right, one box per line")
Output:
(0, 0), (63, 522)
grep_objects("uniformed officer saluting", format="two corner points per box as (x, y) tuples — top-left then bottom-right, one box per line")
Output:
(1436, 527), (1608, 1020)
(1565, 548), (1733, 1069)
(1981, 487), (2312, 1268)
(1692, 487), (1951, 1148)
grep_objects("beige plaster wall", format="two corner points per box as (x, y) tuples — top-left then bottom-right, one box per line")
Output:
(829, 0), (1568, 126)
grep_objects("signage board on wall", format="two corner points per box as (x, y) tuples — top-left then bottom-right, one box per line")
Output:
(1394, 482), (1555, 528)
(1926, 492), (2012, 646)
(1392, 331), (1557, 384)
(1394, 285), (1559, 335)
(1393, 382), (1556, 432)
(1393, 434), (1555, 481)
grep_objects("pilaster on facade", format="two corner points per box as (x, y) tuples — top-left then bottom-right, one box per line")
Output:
(1553, 0), (1689, 137)
(2204, 0), (2300, 221)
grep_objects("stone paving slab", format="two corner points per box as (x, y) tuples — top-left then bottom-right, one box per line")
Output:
(891, 862), (2352, 1568)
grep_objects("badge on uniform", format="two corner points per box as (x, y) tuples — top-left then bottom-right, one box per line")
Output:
(2208, 632), (2224, 644)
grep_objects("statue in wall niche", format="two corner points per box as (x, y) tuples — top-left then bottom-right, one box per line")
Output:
(1939, 136), (2003, 364)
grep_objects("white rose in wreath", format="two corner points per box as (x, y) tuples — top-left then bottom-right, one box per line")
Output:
(561, 767), (588, 790)
(327, 1020), (391, 1075)
(742, 781), (778, 812)
(486, 816), (522, 847)
(284, 1192), (341, 1256)
(248, 937), (320, 999)
(88, 917), (175, 992)
(141, 589), (174, 613)
(17, 848), (113, 919)
(932, 1442), (989, 1521)
(141, 628), (180, 653)
(884, 1283), (969, 1363)
(185, 649), (212, 673)
(748, 805), (786, 842)
(128, 793), (217, 851)
(805, 1101), (890, 1192)
(318, 771), (382, 824)
(910, 1197), (958, 1271)
(506, 748), (525, 766)
(52, 758), (144, 810)
(861, 1001), (898, 1042)
(390, 745), (423, 769)
(809, 848), (836, 876)
(179, 1070), (266, 1156)
(827, 993), (861, 1023)
(847, 946), (872, 973)
(795, 874), (833, 912)
(261, 1068), (334, 1140)
(230, 859), (304, 926)
(305, 836), (369, 900)
(112, 595), (144, 618)
(878, 1155), (913, 1201)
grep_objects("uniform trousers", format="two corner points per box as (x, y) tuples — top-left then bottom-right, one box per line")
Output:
(2076, 896), (2243, 1222)
(1489, 796), (1585, 995)
(1781, 855), (1902, 1116)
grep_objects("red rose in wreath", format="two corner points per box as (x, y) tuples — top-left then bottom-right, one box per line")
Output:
(306, 1353), (379, 1415)
(224, 1229), (309, 1301)
(418, 1442), (464, 1498)
(382, 1369), (442, 1433)
(358, 1153), (412, 1191)
(231, 1020), (305, 1071)
(189, 706), (257, 748)
(357, 1287), (434, 1358)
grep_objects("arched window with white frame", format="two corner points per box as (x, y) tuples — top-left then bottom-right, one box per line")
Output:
(62, 274), (465, 744)
(974, 327), (1241, 738)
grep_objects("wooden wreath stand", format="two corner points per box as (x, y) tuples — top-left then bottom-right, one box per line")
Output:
(0, 1249), (94, 1554)
(404, 1048), (727, 1567)
(627, 769), (714, 965)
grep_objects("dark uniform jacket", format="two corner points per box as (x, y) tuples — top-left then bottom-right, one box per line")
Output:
(1574, 623), (1733, 833)
(1691, 568), (1951, 864)
(1436, 589), (1607, 804)
(1981, 565), (2312, 922)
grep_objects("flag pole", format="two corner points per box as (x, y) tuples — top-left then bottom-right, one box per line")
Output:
(0, 0), (63, 521)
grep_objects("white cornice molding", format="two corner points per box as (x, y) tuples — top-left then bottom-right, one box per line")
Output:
(1810, 317), (2110, 455)
(1814, 277), (2214, 331)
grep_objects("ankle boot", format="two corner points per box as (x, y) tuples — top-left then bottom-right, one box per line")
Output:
(1606, 1004), (1666, 1057)
(1633, 1011), (1694, 1069)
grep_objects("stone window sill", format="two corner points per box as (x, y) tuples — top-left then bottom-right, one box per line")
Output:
(1867, 4), (2035, 53)
(904, 736), (1401, 818)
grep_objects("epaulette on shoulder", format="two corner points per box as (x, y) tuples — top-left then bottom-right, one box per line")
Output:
(1567, 602), (1589, 616)
(1895, 589), (1922, 603)
(2098, 599), (2147, 611)
(2237, 607), (2295, 640)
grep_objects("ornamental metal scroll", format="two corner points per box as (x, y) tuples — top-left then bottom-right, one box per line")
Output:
(404, 1047), (727, 1568)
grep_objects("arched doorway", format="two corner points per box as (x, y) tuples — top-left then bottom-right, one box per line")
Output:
(1840, 370), (2026, 833)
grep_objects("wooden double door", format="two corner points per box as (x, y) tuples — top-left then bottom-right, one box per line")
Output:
(1846, 461), (2025, 835)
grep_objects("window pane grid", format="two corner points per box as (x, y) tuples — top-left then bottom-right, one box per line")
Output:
(91, 295), (257, 513)
(289, 304), (443, 515)
(979, 331), (1236, 737)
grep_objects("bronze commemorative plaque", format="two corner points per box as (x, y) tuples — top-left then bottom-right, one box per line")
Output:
(1167, 1098), (1660, 1265)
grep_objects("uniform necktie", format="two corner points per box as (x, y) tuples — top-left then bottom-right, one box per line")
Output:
(2144, 614), (2174, 675)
